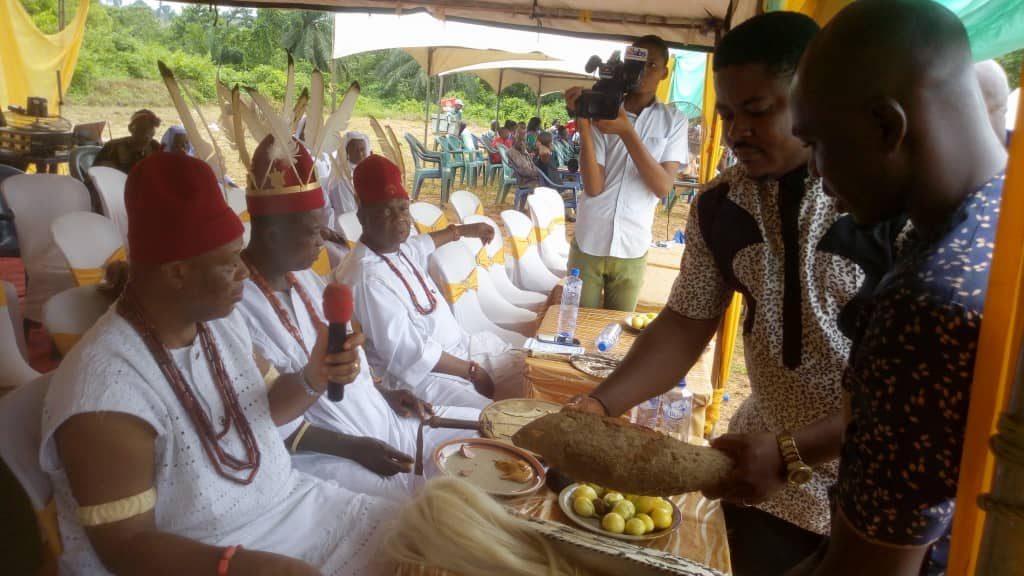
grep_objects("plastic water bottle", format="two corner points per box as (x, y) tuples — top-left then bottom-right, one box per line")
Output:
(660, 379), (693, 442)
(633, 396), (662, 430)
(595, 322), (622, 353)
(557, 268), (582, 343)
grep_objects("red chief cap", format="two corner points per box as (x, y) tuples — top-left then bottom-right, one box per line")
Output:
(353, 154), (409, 205)
(246, 134), (325, 216)
(125, 153), (244, 264)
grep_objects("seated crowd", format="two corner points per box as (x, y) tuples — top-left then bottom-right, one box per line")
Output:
(7, 0), (1014, 574)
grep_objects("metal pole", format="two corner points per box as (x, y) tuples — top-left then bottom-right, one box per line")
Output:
(58, 0), (65, 30)
(424, 49), (432, 144)
(495, 70), (503, 126)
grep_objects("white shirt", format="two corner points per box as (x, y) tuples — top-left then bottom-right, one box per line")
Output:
(237, 269), (398, 444)
(336, 234), (471, 390)
(575, 101), (688, 259)
(40, 308), (396, 574)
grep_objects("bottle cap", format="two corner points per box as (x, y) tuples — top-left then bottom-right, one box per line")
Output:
(677, 378), (687, 389)
(597, 341), (610, 352)
(570, 267), (580, 277)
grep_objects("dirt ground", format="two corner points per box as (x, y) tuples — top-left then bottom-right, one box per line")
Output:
(61, 104), (752, 432)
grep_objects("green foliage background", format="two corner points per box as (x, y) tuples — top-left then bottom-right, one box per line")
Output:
(21, 0), (573, 125)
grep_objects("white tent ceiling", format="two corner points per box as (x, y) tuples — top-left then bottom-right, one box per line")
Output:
(441, 59), (598, 97)
(332, 13), (558, 75)
(190, 1), (761, 49)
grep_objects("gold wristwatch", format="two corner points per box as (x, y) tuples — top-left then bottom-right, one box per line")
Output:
(777, 431), (813, 486)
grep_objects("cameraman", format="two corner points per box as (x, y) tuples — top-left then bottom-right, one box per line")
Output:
(564, 35), (688, 311)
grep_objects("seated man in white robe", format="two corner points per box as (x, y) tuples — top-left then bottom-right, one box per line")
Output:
(336, 155), (526, 409)
(236, 135), (480, 500)
(319, 132), (371, 268)
(40, 153), (397, 576)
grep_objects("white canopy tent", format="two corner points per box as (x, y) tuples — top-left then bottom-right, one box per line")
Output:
(441, 59), (600, 119)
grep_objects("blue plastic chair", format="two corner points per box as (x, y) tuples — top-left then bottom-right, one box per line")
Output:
(404, 133), (451, 201)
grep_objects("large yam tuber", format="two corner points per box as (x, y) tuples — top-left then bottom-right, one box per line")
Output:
(512, 411), (734, 496)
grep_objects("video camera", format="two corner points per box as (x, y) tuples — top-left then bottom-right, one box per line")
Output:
(570, 46), (648, 120)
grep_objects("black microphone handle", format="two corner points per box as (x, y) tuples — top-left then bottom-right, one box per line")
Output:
(326, 322), (349, 402)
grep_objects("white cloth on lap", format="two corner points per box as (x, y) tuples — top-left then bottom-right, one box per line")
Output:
(40, 309), (397, 575)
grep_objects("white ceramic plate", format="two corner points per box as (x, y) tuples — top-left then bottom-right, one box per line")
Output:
(434, 437), (546, 497)
(557, 483), (681, 542)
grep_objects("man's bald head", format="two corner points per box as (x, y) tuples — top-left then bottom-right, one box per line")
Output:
(975, 60), (1010, 143)
(792, 0), (999, 225)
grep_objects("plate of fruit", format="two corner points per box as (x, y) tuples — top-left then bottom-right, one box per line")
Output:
(623, 312), (659, 333)
(557, 482), (681, 541)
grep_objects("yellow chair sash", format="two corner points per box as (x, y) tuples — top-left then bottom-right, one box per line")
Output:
(442, 268), (479, 304)
(51, 332), (82, 356)
(535, 216), (566, 243)
(312, 247), (331, 276)
(474, 204), (484, 215)
(476, 246), (492, 269)
(0, 286), (6, 306)
(413, 214), (451, 234)
(509, 234), (536, 260)
(491, 247), (506, 266)
(71, 245), (127, 287)
(239, 210), (251, 223)
(39, 499), (62, 557)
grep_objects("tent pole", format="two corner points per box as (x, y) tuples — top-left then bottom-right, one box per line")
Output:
(424, 49), (432, 143)
(495, 70), (503, 126)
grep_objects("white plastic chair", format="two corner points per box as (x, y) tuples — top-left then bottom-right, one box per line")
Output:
(464, 215), (548, 314)
(43, 285), (111, 357)
(2, 280), (27, 360)
(51, 212), (125, 287)
(224, 183), (251, 246)
(337, 211), (363, 248)
(1, 174), (91, 322)
(0, 282), (38, 389)
(87, 166), (129, 242)
(0, 373), (60, 557)
(527, 187), (570, 276)
(459, 234), (537, 332)
(428, 242), (526, 347)
(500, 209), (560, 295)
(410, 201), (450, 234)
(450, 190), (483, 224)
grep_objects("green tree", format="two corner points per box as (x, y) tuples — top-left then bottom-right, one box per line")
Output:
(997, 49), (1022, 90)
(282, 10), (332, 71)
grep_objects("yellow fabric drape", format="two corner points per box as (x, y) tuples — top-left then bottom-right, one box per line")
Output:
(534, 216), (566, 243)
(413, 214), (450, 234)
(476, 246), (491, 269)
(770, 0), (852, 25)
(948, 65), (1024, 575)
(442, 268), (478, 304)
(656, 55), (677, 104)
(312, 247), (331, 277)
(0, 0), (90, 112)
(71, 245), (126, 287)
(508, 235), (536, 260)
(698, 51), (739, 438)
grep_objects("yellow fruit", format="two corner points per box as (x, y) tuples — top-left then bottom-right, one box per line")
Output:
(587, 483), (606, 498)
(612, 499), (636, 520)
(631, 316), (645, 330)
(636, 513), (655, 533)
(625, 494), (640, 504)
(573, 496), (596, 518)
(651, 508), (672, 530)
(574, 485), (598, 502)
(601, 512), (626, 534)
(603, 491), (624, 506)
(651, 498), (673, 513)
(625, 518), (647, 536)
(635, 496), (657, 515)
(646, 312), (657, 319)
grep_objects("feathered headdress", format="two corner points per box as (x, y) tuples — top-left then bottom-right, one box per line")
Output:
(157, 60), (228, 184)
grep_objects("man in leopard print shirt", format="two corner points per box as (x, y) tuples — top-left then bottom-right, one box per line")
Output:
(569, 12), (901, 574)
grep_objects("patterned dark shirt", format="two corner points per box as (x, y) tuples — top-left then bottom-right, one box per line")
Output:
(95, 137), (161, 174)
(838, 174), (1004, 574)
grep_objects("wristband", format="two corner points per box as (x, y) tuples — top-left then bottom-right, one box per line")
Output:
(217, 544), (241, 576)
(467, 361), (479, 382)
(300, 368), (321, 397)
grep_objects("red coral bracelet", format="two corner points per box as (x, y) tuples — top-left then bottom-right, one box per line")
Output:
(217, 544), (241, 576)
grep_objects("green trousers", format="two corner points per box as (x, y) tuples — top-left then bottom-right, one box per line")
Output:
(568, 241), (648, 311)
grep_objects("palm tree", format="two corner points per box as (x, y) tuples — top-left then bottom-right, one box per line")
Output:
(375, 49), (481, 101)
(282, 11), (332, 71)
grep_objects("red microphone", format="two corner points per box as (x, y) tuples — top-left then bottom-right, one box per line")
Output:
(323, 283), (354, 402)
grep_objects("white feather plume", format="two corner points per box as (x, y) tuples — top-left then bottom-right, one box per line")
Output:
(305, 70), (324, 153)
(216, 79), (236, 147)
(315, 81), (361, 159)
(230, 86), (252, 174)
(246, 87), (301, 182)
(283, 52), (296, 117)
(158, 60), (225, 182)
